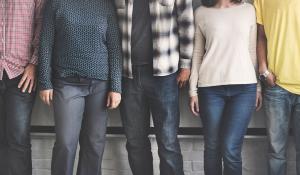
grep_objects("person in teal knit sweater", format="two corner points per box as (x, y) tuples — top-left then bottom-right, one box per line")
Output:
(38, 0), (122, 175)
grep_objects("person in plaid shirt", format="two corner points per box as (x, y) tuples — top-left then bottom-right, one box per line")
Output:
(115, 0), (194, 174)
(0, 0), (44, 175)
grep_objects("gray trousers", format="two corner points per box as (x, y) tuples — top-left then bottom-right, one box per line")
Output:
(51, 77), (109, 175)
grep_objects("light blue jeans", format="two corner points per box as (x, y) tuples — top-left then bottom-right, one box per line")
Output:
(264, 85), (300, 175)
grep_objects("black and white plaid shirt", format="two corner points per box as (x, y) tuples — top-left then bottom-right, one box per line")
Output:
(114, 0), (194, 78)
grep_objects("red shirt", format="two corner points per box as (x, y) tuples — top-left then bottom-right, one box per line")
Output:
(0, 0), (44, 80)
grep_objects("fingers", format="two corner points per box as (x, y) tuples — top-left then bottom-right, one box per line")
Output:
(177, 72), (189, 88)
(267, 73), (276, 87)
(177, 79), (187, 88)
(106, 95), (111, 108)
(111, 97), (121, 109)
(256, 93), (263, 111)
(28, 78), (34, 93)
(257, 97), (263, 111)
(22, 77), (31, 93)
(190, 102), (196, 115)
(195, 102), (200, 114)
(179, 81), (183, 88)
(190, 102), (199, 116)
(18, 74), (27, 89)
(50, 90), (53, 102)
(39, 90), (53, 106)
(107, 92), (121, 109)
(18, 70), (36, 93)
(190, 97), (200, 117)
(44, 91), (51, 106)
(255, 97), (259, 111)
(111, 100), (120, 109)
(180, 80), (188, 88)
(45, 92), (50, 106)
(177, 69), (190, 88)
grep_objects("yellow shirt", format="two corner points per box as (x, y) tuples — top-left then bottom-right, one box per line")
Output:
(254, 0), (300, 95)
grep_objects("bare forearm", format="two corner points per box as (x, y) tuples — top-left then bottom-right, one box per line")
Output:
(257, 25), (268, 73)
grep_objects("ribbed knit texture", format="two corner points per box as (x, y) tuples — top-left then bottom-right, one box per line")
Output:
(189, 3), (260, 97)
(38, 0), (122, 93)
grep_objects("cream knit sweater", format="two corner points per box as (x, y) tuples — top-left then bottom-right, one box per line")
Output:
(189, 3), (260, 97)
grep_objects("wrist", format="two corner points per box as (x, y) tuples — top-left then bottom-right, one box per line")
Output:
(259, 69), (270, 81)
(26, 63), (36, 67)
(259, 66), (268, 74)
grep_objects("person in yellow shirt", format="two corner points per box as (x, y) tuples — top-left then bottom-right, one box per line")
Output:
(254, 0), (300, 175)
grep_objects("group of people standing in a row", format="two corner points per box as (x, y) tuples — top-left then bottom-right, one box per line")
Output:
(0, 0), (299, 175)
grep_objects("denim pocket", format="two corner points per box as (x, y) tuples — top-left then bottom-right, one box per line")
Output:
(264, 85), (289, 100)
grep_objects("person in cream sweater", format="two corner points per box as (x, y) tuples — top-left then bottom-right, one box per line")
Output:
(189, 0), (262, 174)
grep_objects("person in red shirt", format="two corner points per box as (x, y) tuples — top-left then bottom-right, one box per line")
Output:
(0, 1), (44, 175)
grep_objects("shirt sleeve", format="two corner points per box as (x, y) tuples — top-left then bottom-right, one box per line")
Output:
(254, 0), (264, 25)
(175, 0), (195, 69)
(249, 22), (262, 92)
(30, 0), (46, 65)
(38, 0), (55, 90)
(107, 1), (123, 93)
(189, 10), (205, 97)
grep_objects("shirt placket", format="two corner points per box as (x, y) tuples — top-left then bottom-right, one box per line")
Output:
(1, 0), (6, 60)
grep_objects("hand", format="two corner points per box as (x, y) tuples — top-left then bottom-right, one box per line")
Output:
(106, 92), (121, 109)
(189, 96), (200, 116)
(39, 89), (53, 106)
(265, 72), (276, 87)
(177, 68), (191, 88)
(256, 91), (263, 111)
(18, 64), (36, 93)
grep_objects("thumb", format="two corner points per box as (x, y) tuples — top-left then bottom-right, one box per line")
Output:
(106, 94), (111, 107)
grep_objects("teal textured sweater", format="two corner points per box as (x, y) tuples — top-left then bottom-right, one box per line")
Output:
(38, 0), (122, 93)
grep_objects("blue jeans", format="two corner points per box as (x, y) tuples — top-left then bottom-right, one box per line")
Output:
(198, 84), (257, 175)
(264, 85), (300, 175)
(120, 65), (184, 175)
(0, 73), (35, 175)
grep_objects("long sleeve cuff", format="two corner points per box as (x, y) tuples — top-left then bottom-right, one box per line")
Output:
(180, 58), (192, 69)
(30, 55), (38, 65)
(110, 83), (122, 94)
(38, 80), (53, 91)
(110, 77), (122, 94)
(189, 89), (198, 97)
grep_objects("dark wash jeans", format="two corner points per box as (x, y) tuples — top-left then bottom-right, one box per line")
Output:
(120, 65), (184, 175)
(51, 77), (109, 175)
(0, 73), (35, 175)
(198, 84), (257, 175)
(264, 85), (300, 175)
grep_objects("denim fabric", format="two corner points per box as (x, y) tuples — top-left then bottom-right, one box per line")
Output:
(51, 77), (109, 175)
(0, 73), (35, 175)
(198, 84), (257, 175)
(264, 85), (300, 175)
(120, 65), (184, 175)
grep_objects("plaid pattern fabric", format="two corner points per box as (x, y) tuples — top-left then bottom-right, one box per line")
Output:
(115, 0), (194, 78)
(0, 0), (44, 80)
